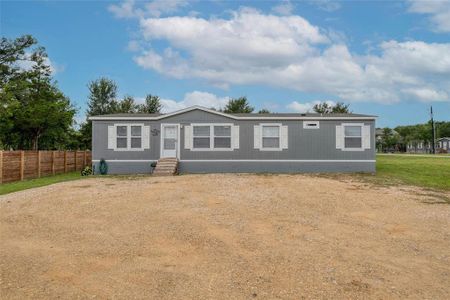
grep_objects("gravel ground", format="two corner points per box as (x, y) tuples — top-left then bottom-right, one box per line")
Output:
(1, 174), (449, 299)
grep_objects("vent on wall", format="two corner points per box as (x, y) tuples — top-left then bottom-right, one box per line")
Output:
(303, 121), (320, 129)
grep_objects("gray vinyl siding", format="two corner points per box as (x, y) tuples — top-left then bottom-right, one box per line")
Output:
(92, 109), (376, 173)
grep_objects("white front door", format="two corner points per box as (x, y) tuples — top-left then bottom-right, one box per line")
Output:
(161, 124), (179, 158)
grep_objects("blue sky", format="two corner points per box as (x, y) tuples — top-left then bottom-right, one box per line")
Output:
(1, 0), (449, 127)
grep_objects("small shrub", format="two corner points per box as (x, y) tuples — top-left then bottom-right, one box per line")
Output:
(81, 166), (93, 176)
(99, 159), (108, 175)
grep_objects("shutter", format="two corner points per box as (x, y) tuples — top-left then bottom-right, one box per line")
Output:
(108, 125), (116, 149)
(281, 125), (288, 149)
(143, 125), (150, 149)
(184, 125), (192, 149)
(254, 125), (261, 149)
(363, 125), (371, 149)
(336, 125), (343, 149)
(232, 125), (240, 149)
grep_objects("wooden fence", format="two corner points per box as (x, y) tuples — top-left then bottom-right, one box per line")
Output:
(0, 150), (91, 184)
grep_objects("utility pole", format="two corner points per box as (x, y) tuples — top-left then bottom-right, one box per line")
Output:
(431, 106), (436, 154)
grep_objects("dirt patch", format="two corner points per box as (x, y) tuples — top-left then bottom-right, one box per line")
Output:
(1, 174), (449, 299)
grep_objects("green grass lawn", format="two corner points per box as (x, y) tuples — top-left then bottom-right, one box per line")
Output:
(0, 172), (84, 196)
(371, 155), (450, 191)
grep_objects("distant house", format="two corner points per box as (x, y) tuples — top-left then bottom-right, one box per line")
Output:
(437, 137), (450, 153)
(407, 137), (450, 154)
(89, 106), (376, 174)
(406, 140), (432, 153)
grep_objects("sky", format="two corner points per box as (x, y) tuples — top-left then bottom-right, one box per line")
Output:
(1, 0), (450, 127)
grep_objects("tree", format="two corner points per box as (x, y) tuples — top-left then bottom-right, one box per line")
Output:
(258, 108), (270, 114)
(86, 77), (118, 116)
(0, 35), (75, 150)
(137, 94), (162, 113)
(313, 101), (350, 114)
(79, 78), (119, 149)
(0, 35), (36, 87)
(331, 102), (351, 113)
(117, 95), (137, 113)
(223, 96), (254, 113)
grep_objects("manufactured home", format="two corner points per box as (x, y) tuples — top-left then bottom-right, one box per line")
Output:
(89, 106), (376, 174)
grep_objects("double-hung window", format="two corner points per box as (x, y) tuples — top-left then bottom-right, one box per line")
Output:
(192, 124), (232, 150)
(116, 126), (128, 149)
(130, 126), (142, 149)
(115, 124), (143, 150)
(261, 124), (281, 149)
(213, 125), (231, 149)
(193, 125), (211, 149)
(344, 125), (362, 149)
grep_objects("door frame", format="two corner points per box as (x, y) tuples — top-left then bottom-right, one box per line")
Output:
(160, 123), (181, 159)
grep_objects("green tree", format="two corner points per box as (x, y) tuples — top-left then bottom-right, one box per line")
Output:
(137, 94), (162, 113)
(117, 95), (137, 113)
(0, 36), (75, 150)
(79, 78), (119, 149)
(258, 108), (270, 114)
(223, 96), (254, 113)
(86, 77), (118, 116)
(313, 101), (350, 114)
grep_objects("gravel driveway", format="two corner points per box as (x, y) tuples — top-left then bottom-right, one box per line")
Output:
(1, 174), (449, 299)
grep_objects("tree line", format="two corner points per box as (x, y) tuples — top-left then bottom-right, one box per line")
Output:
(377, 122), (450, 152)
(1, 35), (354, 151)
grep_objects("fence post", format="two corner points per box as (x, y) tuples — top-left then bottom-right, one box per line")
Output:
(37, 151), (41, 178)
(52, 151), (55, 175)
(20, 151), (25, 181)
(0, 150), (3, 184)
(64, 150), (67, 173)
(83, 150), (87, 168)
(74, 150), (77, 171)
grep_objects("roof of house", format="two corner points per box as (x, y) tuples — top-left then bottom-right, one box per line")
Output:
(89, 106), (377, 121)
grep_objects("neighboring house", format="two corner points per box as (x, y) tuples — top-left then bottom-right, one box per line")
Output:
(406, 140), (431, 153)
(89, 106), (376, 174)
(437, 137), (450, 153)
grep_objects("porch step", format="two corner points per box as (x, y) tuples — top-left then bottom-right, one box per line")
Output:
(153, 158), (179, 176)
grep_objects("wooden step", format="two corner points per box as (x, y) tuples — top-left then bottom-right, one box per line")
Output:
(153, 158), (179, 176)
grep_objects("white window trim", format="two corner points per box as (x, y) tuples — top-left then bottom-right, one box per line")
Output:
(341, 123), (364, 151)
(260, 123), (282, 151)
(114, 123), (145, 151)
(191, 123), (234, 151)
(303, 121), (320, 129)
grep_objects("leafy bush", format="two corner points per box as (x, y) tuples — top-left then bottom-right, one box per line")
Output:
(81, 166), (93, 176)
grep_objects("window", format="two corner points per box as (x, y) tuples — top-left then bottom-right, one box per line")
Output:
(115, 124), (143, 150)
(192, 124), (233, 150)
(214, 125), (231, 148)
(193, 125), (210, 148)
(303, 121), (319, 129)
(131, 126), (142, 149)
(116, 126), (128, 149)
(344, 125), (362, 149)
(261, 125), (280, 149)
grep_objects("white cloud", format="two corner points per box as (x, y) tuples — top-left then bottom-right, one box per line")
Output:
(287, 100), (336, 113)
(126, 40), (142, 52)
(125, 8), (450, 104)
(272, 0), (294, 16)
(159, 91), (230, 112)
(311, 0), (341, 12)
(108, 0), (187, 19)
(408, 0), (450, 32)
(145, 0), (188, 17)
(108, 0), (139, 19)
(16, 53), (63, 75)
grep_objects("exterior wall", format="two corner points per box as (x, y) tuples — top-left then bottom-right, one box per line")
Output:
(92, 109), (376, 173)
(179, 161), (375, 173)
